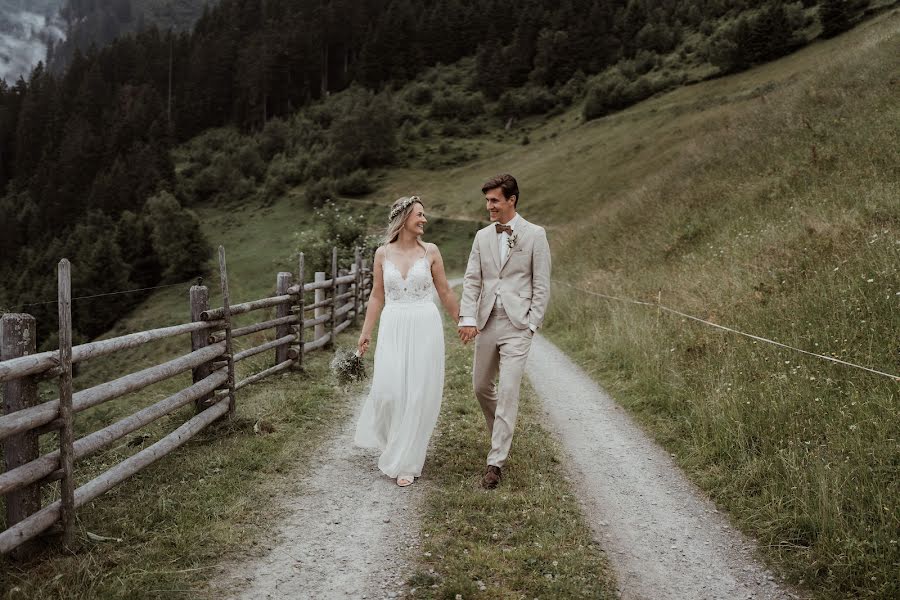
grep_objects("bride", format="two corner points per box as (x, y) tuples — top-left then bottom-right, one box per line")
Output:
(354, 195), (459, 487)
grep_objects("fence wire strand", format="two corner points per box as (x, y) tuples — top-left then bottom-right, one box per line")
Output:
(555, 279), (900, 382)
(9, 279), (198, 310)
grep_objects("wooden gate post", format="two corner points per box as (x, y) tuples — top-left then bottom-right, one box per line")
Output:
(295, 253), (305, 370)
(314, 272), (326, 343)
(57, 259), (77, 547)
(190, 284), (213, 412)
(329, 247), (338, 348)
(1, 313), (41, 557)
(275, 272), (292, 364)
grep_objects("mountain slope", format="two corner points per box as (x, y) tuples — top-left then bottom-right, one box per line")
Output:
(0, 0), (65, 82)
(0, 7), (895, 598)
(366, 9), (900, 599)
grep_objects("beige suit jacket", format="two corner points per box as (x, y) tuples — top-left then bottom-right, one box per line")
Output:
(460, 216), (551, 331)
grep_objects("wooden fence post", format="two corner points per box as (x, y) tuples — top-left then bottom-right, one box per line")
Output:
(190, 284), (212, 412)
(366, 254), (374, 310)
(329, 247), (338, 349)
(314, 272), (326, 343)
(295, 253), (305, 370)
(337, 268), (348, 329)
(275, 272), (292, 364)
(352, 247), (361, 326)
(1, 313), (41, 557)
(57, 259), (77, 547)
(218, 247), (236, 417)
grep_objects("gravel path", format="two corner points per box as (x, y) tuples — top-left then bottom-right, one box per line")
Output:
(213, 396), (423, 600)
(215, 277), (799, 599)
(526, 334), (801, 600)
(211, 281), (469, 600)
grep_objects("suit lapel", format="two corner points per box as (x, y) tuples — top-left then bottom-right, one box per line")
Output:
(500, 218), (529, 272)
(487, 226), (502, 272)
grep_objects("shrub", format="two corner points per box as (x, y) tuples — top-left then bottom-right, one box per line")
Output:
(494, 86), (559, 120)
(236, 145), (266, 181)
(335, 170), (373, 197)
(518, 86), (559, 115)
(257, 117), (291, 160)
(399, 119), (418, 141)
(328, 89), (397, 173)
(143, 191), (211, 281)
(192, 153), (241, 203)
(294, 200), (379, 272)
(583, 69), (630, 121)
(557, 71), (587, 106)
(429, 90), (485, 120)
(266, 153), (307, 188)
(441, 121), (463, 137)
(305, 178), (336, 208)
(404, 83), (433, 105)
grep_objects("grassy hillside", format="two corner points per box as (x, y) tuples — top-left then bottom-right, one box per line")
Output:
(362, 9), (900, 600)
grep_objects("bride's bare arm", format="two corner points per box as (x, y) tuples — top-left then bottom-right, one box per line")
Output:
(429, 244), (460, 323)
(358, 246), (386, 356)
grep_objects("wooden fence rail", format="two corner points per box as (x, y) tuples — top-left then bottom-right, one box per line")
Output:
(0, 246), (373, 556)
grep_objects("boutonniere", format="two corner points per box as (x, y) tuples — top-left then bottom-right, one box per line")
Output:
(507, 234), (519, 250)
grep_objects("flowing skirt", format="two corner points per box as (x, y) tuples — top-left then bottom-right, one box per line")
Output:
(354, 302), (445, 478)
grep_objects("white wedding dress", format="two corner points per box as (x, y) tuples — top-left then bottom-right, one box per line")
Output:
(354, 249), (445, 478)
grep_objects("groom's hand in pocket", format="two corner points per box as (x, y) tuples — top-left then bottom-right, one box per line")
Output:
(458, 326), (478, 344)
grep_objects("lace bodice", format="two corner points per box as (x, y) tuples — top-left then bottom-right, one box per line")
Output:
(383, 257), (434, 305)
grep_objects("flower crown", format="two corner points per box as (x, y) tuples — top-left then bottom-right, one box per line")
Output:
(389, 196), (420, 222)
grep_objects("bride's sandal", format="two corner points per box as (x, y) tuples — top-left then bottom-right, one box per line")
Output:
(396, 475), (415, 487)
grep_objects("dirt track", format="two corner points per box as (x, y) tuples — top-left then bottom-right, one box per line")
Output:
(526, 334), (801, 600)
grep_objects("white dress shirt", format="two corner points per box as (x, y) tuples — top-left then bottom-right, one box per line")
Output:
(459, 214), (536, 332)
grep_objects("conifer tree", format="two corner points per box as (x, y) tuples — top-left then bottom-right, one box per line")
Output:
(820, 0), (853, 38)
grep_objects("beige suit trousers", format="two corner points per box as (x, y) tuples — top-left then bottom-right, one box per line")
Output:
(473, 307), (534, 468)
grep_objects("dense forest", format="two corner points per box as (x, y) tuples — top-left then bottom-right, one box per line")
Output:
(49, 0), (213, 72)
(0, 0), (880, 346)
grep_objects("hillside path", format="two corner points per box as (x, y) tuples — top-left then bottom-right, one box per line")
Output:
(210, 280), (468, 599)
(526, 334), (801, 600)
(212, 392), (423, 600)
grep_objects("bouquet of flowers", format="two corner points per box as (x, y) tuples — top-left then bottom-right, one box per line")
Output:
(330, 347), (367, 384)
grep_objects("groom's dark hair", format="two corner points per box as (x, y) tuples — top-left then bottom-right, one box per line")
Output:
(482, 174), (519, 207)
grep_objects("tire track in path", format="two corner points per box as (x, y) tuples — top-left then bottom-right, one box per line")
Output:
(211, 281), (467, 599)
(526, 334), (802, 600)
(212, 394), (422, 600)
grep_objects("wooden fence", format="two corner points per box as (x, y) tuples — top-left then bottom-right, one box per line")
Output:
(0, 245), (372, 556)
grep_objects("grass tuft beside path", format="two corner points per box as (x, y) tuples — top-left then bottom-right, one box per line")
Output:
(408, 319), (617, 599)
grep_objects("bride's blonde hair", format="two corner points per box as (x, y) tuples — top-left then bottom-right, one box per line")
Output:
(384, 195), (424, 245)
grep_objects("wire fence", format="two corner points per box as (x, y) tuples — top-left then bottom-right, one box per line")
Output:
(554, 279), (900, 383)
(4, 279), (199, 312)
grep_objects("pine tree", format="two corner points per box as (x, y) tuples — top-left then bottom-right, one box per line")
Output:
(820, 0), (853, 38)
(474, 40), (508, 99)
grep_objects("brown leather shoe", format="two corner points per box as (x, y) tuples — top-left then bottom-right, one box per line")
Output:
(482, 465), (502, 489)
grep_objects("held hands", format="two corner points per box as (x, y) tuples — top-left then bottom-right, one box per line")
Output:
(357, 332), (371, 356)
(457, 326), (478, 344)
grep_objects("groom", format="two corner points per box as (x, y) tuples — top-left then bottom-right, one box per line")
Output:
(458, 174), (551, 489)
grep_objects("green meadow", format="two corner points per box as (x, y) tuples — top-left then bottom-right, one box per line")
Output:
(373, 9), (900, 599)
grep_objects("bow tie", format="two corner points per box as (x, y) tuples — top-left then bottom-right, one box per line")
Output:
(495, 223), (513, 235)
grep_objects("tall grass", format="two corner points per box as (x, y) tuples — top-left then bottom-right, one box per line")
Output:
(544, 13), (899, 599)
